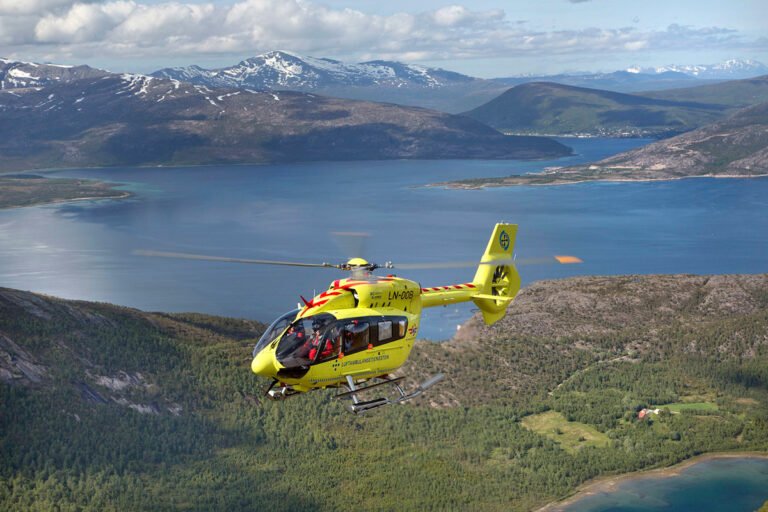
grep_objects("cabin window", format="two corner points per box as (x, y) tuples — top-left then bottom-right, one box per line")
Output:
(343, 321), (369, 354)
(378, 321), (393, 342)
(371, 316), (408, 346)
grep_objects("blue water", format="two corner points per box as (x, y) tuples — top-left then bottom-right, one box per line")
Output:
(1, 137), (767, 339)
(560, 457), (768, 512)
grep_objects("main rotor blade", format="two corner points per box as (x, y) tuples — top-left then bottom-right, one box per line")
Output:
(392, 256), (582, 270)
(133, 249), (337, 268)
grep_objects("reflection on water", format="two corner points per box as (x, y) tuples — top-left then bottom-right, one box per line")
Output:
(2, 138), (768, 339)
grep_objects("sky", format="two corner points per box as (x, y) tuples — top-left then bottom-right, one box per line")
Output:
(0, 0), (766, 76)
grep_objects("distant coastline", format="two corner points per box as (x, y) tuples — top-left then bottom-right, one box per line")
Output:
(536, 452), (768, 512)
(0, 175), (132, 210)
(432, 172), (768, 189)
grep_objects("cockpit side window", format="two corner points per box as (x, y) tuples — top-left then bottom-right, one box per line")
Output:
(313, 323), (342, 363)
(276, 313), (336, 368)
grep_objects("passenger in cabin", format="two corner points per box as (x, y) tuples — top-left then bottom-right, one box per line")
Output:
(286, 324), (311, 359)
(308, 318), (337, 361)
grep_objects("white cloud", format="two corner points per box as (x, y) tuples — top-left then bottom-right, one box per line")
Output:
(35, 2), (135, 43)
(0, 0), (83, 16)
(0, 0), (762, 66)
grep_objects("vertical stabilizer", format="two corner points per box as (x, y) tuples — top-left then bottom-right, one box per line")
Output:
(471, 224), (521, 325)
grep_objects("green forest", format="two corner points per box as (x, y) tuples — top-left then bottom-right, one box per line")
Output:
(1, 274), (767, 511)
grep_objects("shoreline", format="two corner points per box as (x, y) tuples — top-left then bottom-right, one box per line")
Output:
(434, 172), (768, 190)
(0, 174), (134, 210)
(535, 451), (768, 512)
(0, 191), (133, 211)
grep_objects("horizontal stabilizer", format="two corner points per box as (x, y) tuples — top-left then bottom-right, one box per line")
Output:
(471, 293), (514, 302)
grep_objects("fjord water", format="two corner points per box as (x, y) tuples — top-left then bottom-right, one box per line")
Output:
(1, 138), (768, 340)
(559, 457), (768, 512)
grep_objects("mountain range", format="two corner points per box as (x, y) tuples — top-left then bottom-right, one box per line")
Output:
(0, 59), (571, 172)
(626, 59), (768, 79)
(152, 51), (475, 91)
(151, 53), (767, 112)
(151, 50), (509, 113)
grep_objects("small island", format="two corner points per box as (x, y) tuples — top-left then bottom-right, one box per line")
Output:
(0, 174), (130, 209)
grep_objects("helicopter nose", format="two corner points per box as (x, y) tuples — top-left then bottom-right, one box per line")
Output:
(251, 349), (276, 377)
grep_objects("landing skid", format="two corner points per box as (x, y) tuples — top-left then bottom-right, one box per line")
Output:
(337, 373), (445, 414)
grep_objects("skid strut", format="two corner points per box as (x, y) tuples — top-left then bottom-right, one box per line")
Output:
(264, 380), (302, 400)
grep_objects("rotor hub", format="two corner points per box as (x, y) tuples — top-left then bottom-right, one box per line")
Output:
(346, 257), (370, 267)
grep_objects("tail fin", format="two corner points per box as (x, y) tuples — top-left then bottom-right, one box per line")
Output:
(471, 223), (521, 325)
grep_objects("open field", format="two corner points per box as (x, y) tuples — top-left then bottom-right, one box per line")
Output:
(522, 411), (611, 453)
(659, 402), (720, 413)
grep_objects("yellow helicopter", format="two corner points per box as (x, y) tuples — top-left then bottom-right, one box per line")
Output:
(137, 224), (580, 413)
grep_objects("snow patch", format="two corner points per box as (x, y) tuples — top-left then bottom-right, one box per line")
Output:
(216, 91), (240, 101)
(8, 68), (39, 80)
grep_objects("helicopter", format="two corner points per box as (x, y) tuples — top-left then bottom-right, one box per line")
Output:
(137, 223), (581, 413)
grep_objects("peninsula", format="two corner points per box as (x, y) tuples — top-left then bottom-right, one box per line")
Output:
(0, 174), (130, 209)
(438, 102), (768, 188)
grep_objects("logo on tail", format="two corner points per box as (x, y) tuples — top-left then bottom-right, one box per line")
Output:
(499, 230), (510, 251)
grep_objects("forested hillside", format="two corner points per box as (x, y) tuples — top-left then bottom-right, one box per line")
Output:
(2, 275), (767, 511)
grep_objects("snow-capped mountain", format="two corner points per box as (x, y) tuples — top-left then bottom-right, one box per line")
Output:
(151, 50), (475, 91)
(626, 59), (767, 79)
(150, 51), (504, 112)
(0, 58), (109, 89)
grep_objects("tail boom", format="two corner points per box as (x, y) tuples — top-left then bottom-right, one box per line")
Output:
(418, 223), (521, 326)
(420, 282), (478, 308)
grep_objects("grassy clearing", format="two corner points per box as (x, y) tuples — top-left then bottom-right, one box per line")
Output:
(521, 411), (610, 453)
(658, 402), (719, 413)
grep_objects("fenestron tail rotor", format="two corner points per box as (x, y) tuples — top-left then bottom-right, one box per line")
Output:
(490, 265), (511, 306)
